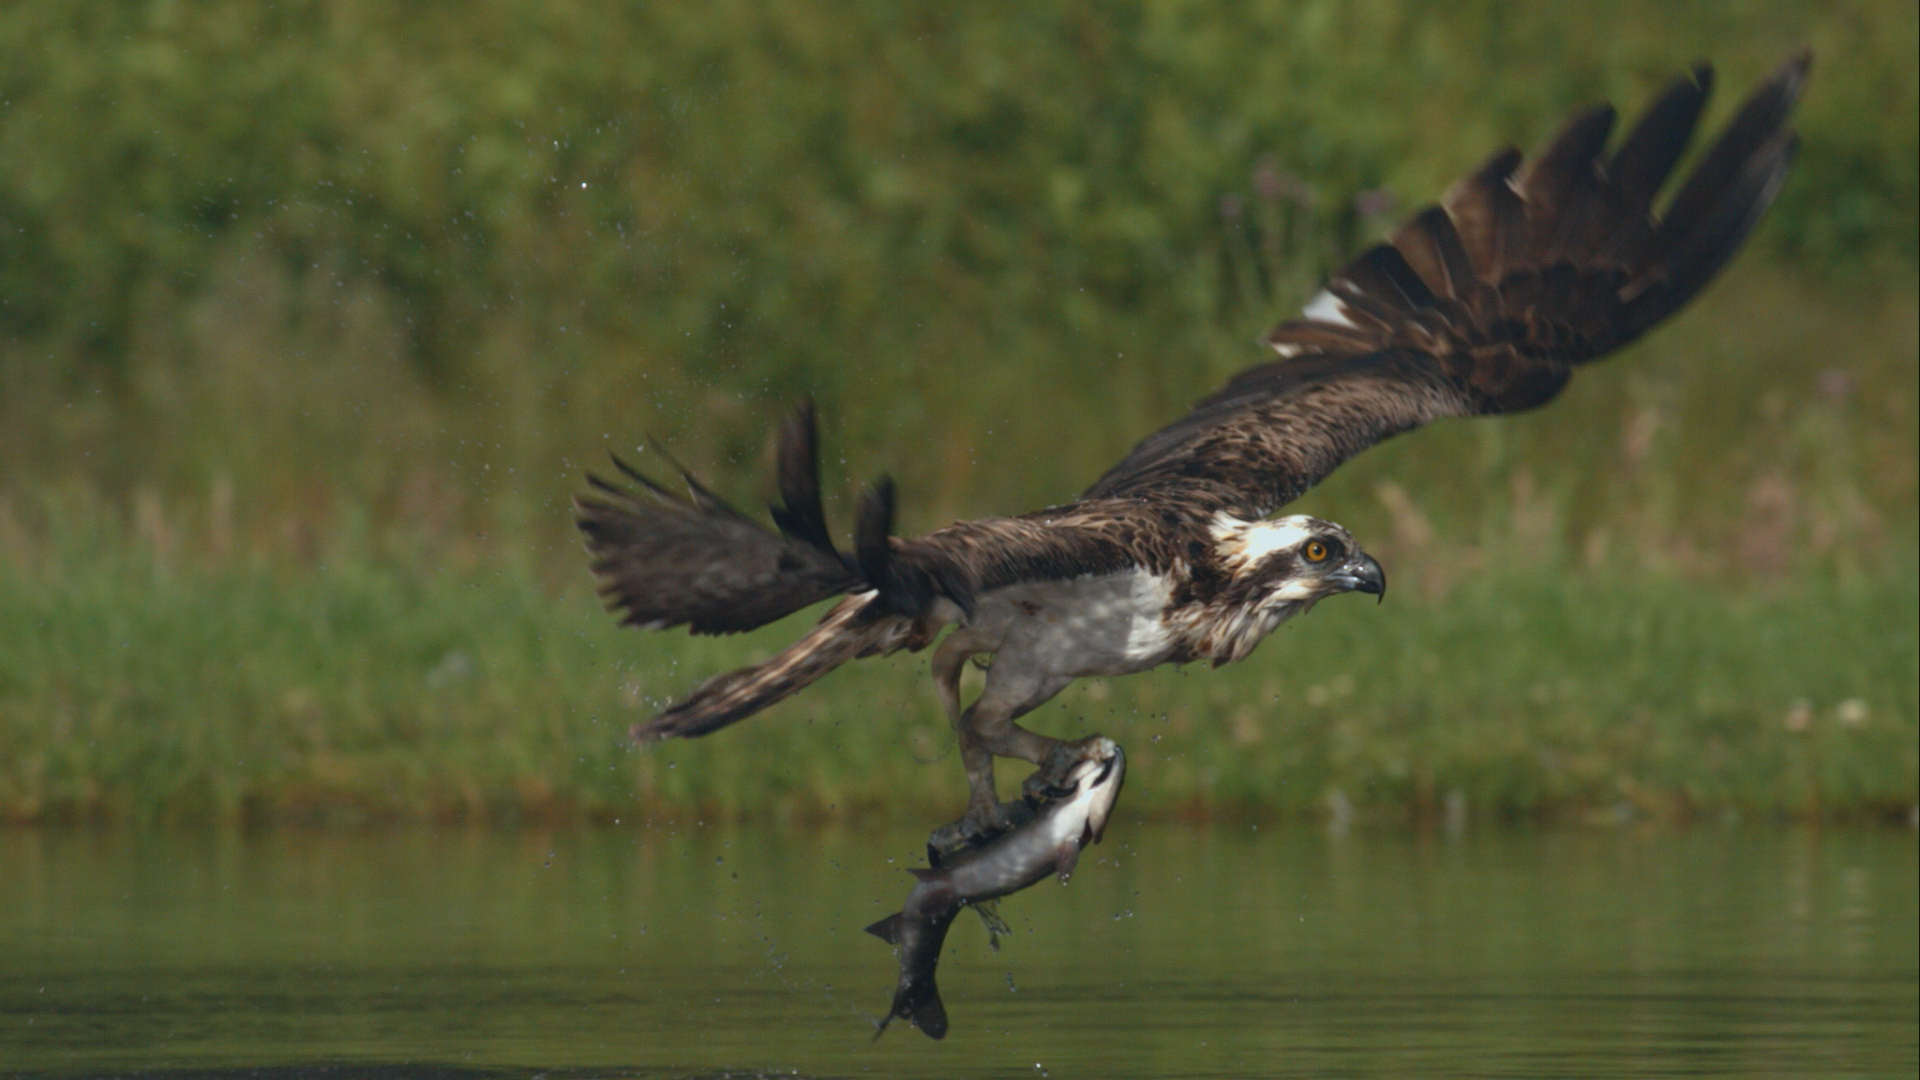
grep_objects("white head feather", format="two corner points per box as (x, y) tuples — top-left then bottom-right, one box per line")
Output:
(1210, 513), (1320, 575)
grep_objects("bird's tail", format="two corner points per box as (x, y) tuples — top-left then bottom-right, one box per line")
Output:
(582, 400), (960, 741)
(631, 589), (911, 741)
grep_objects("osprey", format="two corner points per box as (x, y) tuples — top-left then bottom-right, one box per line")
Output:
(577, 55), (1808, 849)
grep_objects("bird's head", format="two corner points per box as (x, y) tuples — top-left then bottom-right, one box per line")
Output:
(1211, 513), (1385, 609)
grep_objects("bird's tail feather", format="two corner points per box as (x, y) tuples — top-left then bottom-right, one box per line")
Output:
(632, 591), (905, 741)
(581, 399), (943, 742)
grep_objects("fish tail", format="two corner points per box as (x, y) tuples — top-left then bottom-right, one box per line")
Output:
(903, 979), (948, 1040)
(873, 972), (947, 1041)
(868, 901), (957, 1040)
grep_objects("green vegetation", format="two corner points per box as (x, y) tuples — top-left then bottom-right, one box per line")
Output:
(2, 2), (1914, 525)
(0, 3), (1913, 824)
(1, 496), (1912, 826)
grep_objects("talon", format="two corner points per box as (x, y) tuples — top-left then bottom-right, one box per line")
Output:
(1025, 735), (1112, 803)
(1021, 768), (1076, 804)
(926, 797), (1034, 864)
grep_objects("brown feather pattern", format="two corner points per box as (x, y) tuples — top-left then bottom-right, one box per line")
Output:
(574, 402), (860, 634)
(634, 592), (910, 740)
(584, 56), (1809, 739)
(1081, 52), (1808, 520)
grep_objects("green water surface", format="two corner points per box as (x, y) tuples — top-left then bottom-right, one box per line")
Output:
(2, 823), (1913, 1079)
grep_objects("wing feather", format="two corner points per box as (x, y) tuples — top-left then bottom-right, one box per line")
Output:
(1441, 147), (1525, 282)
(1390, 206), (1476, 300)
(574, 403), (861, 634)
(1083, 53), (1808, 518)
(1517, 104), (1617, 266)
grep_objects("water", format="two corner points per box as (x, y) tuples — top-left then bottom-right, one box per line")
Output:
(2, 823), (1913, 1079)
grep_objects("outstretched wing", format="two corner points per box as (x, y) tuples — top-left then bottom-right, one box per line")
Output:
(574, 401), (861, 634)
(1084, 53), (1808, 519)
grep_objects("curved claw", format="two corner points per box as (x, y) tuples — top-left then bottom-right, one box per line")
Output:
(926, 797), (1035, 865)
(1021, 769), (1078, 804)
(1023, 734), (1114, 802)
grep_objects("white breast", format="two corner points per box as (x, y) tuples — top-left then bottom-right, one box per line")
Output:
(967, 568), (1178, 677)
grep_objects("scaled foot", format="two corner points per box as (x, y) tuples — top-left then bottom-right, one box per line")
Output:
(1020, 734), (1114, 803)
(926, 796), (1036, 865)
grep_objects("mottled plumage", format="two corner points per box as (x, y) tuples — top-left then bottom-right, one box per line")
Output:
(575, 402), (860, 634)
(1083, 57), (1806, 517)
(577, 55), (1808, 844)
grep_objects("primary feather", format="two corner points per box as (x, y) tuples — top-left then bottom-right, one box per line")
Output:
(1081, 52), (1808, 520)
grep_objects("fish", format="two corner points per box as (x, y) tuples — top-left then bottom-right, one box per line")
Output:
(866, 736), (1127, 1039)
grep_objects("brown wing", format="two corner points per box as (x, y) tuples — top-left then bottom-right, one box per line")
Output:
(574, 401), (861, 634)
(1084, 53), (1809, 518)
(889, 504), (1168, 611)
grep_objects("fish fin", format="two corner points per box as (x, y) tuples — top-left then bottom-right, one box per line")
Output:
(875, 969), (948, 1041)
(910, 981), (949, 1040)
(1055, 841), (1082, 881)
(971, 900), (1010, 952)
(864, 913), (903, 945)
(907, 867), (938, 882)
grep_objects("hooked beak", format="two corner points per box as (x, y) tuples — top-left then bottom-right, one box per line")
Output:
(1329, 553), (1386, 603)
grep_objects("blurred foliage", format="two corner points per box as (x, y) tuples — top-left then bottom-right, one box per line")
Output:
(0, 3), (1913, 823)
(0, 518), (1911, 825)
(0, 0), (1913, 540)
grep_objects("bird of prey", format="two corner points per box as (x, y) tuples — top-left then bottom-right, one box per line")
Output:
(577, 54), (1808, 851)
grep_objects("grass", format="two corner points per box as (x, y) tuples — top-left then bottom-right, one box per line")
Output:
(0, 4), (1913, 826)
(1, 517), (1911, 827)
(0, 261), (1914, 827)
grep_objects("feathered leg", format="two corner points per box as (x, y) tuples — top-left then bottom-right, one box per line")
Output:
(928, 636), (1027, 858)
(929, 638), (993, 807)
(926, 646), (1104, 860)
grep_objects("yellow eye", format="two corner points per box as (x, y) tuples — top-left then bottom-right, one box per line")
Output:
(1304, 540), (1329, 562)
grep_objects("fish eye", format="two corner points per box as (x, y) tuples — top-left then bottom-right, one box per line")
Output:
(1304, 540), (1330, 562)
